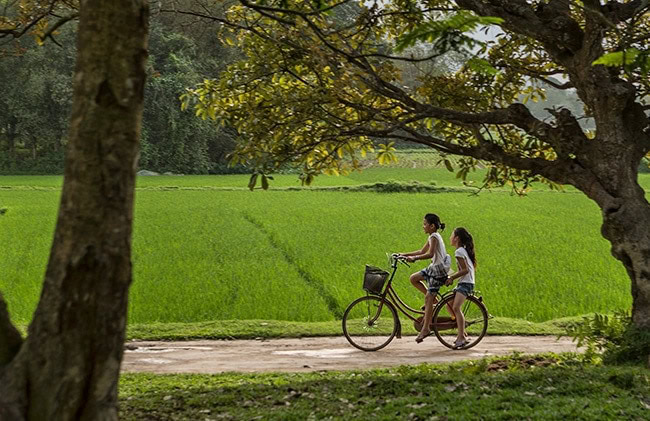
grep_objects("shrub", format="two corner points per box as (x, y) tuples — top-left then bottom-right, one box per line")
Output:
(565, 310), (650, 364)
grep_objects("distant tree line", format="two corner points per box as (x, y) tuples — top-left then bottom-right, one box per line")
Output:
(0, 11), (245, 175)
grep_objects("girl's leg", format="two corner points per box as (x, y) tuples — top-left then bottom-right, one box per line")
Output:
(451, 292), (467, 345)
(409, 272), (427, 295)
(446, 300), (456, 321)
(416, 292), (436, 342)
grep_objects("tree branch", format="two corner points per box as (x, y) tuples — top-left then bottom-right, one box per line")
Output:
(239, 0), (353, 17)
(494, 62), (573, 89)
(601, 0), (650, 24)
(455, 0), (584, 61)
(38, 12), (79, 44)
(0, 292), (23, 367)
(234, 2), (589, 159)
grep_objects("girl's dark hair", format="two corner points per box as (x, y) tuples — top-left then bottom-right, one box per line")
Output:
(454, 227), (476, 266)
(424, 213), (445, 232)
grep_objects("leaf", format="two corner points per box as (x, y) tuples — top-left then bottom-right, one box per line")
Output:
(592, 48), (640, 66)
(394, 12), (503, 53)
(465, 58), (499, 76)
(444, 159), (454, 172)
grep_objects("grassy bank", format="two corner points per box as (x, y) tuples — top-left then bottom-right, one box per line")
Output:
(124, 316), (580, 341)
(11, 316), (585, 341)
(119, 354), (650, 420)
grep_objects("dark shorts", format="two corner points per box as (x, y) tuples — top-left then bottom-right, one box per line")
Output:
(454, 283), (474, 297)
(420, 270), (447, 294)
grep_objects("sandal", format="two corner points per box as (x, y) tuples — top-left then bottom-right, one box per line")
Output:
(452, 340), (468, 350)
(415, 330), (431, 344)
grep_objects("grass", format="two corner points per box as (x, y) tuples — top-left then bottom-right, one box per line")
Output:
(6, 314), (588, 340)
(0, 189), (632, 324)
(8, 314), (583, 341)
(118, 354), (650, 420)
(123, 316), (581, 341)
(0, 172), (641, 326)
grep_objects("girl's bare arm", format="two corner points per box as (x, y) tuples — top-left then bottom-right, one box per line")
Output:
(406, 237), (437, 262)
(400, 241), (430, 257)
(446, 257), (469, 285)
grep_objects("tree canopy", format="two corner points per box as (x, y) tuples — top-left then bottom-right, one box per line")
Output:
(183, 0), (649, 189)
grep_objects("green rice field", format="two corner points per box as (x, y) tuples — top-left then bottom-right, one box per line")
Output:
(1, 167), (649, 327)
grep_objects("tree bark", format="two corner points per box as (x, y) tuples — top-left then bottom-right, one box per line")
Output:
(0, 1), (149, 420)
(602, 194), (650, 329)
(5, 117), (18, 161)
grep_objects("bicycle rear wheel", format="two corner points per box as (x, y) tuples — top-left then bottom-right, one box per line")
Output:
(342, 296), (399, 351)
(432, 293), (488, 350)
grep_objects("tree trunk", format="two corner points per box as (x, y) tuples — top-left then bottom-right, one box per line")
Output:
(602, 195), (650, 329)
(5, 117), (18, 160)
(590, 158), (650, 329)
(30, 136), (37, 160)
(0, 1), (149, 420)
(573, 85), (650, 329)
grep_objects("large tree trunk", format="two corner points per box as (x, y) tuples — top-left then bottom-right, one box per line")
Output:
(589, 146), (650, 329)
(0, 1), (149, 420)
(573, 75), (650, 329)
(601, 193), (650, 329)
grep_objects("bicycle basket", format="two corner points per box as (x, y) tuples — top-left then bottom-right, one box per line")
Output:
(363, 265), (389, 295)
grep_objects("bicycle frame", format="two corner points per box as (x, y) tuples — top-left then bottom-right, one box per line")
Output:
(374, 255), (453, 325)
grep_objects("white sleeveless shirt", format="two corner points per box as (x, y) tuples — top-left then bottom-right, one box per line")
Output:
(429, 232), (447, 265)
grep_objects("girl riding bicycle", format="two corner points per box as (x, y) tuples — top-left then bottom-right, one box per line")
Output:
(397, 213), (451, 343)
(445, 227), (477, 349)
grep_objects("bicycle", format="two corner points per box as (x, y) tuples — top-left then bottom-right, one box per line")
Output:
(342, 253), (489, 351)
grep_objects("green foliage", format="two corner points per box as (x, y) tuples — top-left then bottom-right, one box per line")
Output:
(464, 57), (499, 76)
(394, 11), (503, 53)
(565, 310), (650, 364)
(593, 48), (650, 76)
(0, 14), (242, 175)
(0, 23), (75, 174)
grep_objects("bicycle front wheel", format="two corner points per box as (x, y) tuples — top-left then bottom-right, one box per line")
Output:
(342, 296), (399, 351)
(432, 293), (488, 350)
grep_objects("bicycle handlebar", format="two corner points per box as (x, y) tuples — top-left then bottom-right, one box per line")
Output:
(390, 253), (410, 267)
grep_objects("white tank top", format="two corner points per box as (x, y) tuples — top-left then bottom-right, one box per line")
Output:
(429, 232), (447, 265)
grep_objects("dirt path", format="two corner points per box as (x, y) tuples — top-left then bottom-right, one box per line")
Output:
(122, 335), (579, 374)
